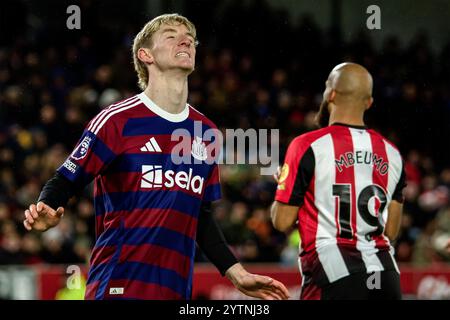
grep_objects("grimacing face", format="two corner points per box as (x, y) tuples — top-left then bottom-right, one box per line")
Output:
(149, 23), (196, 73)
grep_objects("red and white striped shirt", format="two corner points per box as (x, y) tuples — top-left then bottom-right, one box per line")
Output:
(275, 123), (406, 287)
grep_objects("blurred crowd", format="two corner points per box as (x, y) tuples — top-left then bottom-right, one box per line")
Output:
(0, 0), (449, 268)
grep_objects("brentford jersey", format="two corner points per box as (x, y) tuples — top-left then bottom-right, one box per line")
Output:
(57, 93), (221, 300)
(275, 123), (406, 288)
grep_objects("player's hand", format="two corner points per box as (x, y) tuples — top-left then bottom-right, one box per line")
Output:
(226, 263), (290, 300)
(23, 201), (64, 232)
(273, 166), (281, 183)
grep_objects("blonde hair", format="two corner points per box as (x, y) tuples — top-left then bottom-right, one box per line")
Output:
(132, 13), (197, 91)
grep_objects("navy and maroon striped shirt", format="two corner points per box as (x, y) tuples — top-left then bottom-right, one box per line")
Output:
(57, 93), (221, 299)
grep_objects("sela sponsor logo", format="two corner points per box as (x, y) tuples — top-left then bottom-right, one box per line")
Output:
(141, 165), (163, 188)
(109, 287), (124, 295)
(62, 159), (78, 174)
(141, 165), (204, 194)
(71, 136), (92, 160)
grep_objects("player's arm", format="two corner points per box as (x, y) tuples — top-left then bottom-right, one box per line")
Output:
(196, 201), (238, 276)
(270, 201), (299, 232)
(196, 201), (289, 300)
(384, 200), (403, 241)
(384, 162), (406, 241)
(24, 172), (78, 232)
(38, 172), (78, 209)
(24, 119), (118, 232)
(271, 138), (314, 233)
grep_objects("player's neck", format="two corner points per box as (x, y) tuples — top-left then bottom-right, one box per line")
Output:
(328, 111), (365, 127)
(144, 72), (188, 114)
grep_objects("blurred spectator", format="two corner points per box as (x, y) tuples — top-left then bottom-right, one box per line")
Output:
(0, 1), (449, 267)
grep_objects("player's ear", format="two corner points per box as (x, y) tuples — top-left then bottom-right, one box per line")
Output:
(366, 97), (374, 110)
(328, 90), (336, 103)
(137, 48), (154, 64)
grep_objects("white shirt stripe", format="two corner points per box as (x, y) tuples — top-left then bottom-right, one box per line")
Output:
(87, 96), (139, 133)
(87, 96), (136, 132)
(384, 141), (403, 274)
(349, 128), (385, 273)
(384, 141), (403, 203)
(311, 133), (350, 282)
(92, 100), (141, 135)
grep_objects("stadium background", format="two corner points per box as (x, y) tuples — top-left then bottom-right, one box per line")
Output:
(0, 0), (449, 299)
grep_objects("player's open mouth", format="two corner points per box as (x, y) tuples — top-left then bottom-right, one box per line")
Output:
(175, 52), (190, 58)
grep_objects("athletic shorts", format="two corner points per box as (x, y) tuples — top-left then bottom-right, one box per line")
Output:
(300, 270), (402, 300)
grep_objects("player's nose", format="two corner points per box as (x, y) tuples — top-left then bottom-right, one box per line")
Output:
(178, 35), (193, 48)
